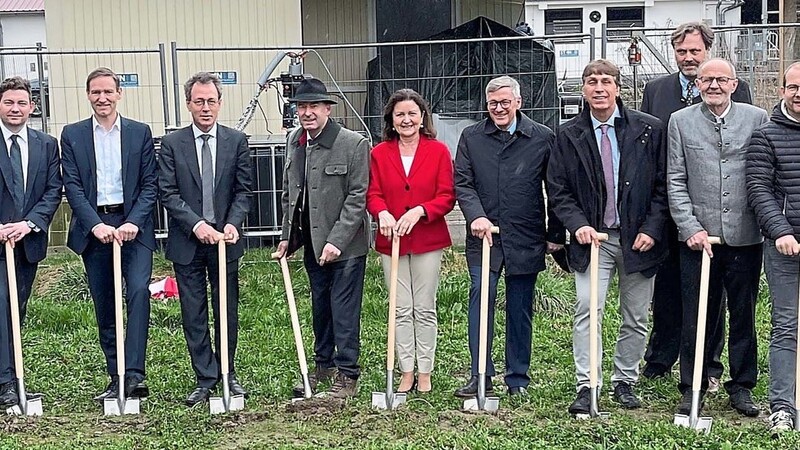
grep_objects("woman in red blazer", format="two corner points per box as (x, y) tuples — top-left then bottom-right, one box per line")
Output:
(367, 89), (456, 394)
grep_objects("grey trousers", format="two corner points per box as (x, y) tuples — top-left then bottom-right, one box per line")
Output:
(573, 230), (654, 391)
(764, 240), (799, 413)
(380, 249), (443, 373)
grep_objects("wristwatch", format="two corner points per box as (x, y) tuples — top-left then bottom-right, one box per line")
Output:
(26, 220), (39, 232)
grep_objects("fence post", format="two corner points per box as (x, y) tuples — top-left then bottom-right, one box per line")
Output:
(35, 42), (47, 134)
(171, 41), (181, 127)
(589, 27), (596, 61)
(158, 43), (171, 128)
(601, 24), (607, 59)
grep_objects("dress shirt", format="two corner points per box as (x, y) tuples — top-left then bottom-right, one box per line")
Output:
(93, 115), (123, 206)
(679, 72), (700, 100)
(590, 106), (622, 226)
(0, 121), (28, 185)
(192, 122), (218, 232)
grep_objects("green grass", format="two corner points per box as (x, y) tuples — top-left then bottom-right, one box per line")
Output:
(0, 247), (791, 449)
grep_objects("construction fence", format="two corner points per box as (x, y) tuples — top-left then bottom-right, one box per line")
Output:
(2, 23), (796, 247)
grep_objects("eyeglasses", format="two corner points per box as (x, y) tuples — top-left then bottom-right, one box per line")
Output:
(191, 98), (219, 107)
(487, 99), (513, 110)
(697, 76), (734, 86)
(785, 84), (800, 94)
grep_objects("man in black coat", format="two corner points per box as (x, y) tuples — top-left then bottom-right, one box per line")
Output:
(640, 22), (752, 384)
(0, 77), (62, 408)
(548, 60), (668, 414)
(454, 75), (564, 398)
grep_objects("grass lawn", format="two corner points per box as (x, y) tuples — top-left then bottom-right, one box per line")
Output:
(0, 246), (791, 449)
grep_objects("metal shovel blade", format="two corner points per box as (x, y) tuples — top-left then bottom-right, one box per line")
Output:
(209, 394), (245, 415)
(291, 374), (314, 403)
(371, 391), (407, 410)
(673, 413), (712, 434)
(103, 397), (140, 416)
(462, 395), (500, 412)
(6, 394), (44, 416)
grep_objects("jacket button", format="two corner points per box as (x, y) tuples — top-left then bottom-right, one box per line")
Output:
(722, 192), (729, 196)
(295, 184), (300, 188)
(723, 174), (730, 179)
(625, 181), (630, 186)
(721, 159), (727, 163)
(715, 127), (720, 132)
(718, 142), (723, 148)
(723, 208), (730, 213)
(641, 140), (646, 144)
(290, 201), (295, 206)
(405, 185), (410, 191)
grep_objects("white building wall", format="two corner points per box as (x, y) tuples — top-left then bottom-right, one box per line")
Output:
(0, 13), (46, 80)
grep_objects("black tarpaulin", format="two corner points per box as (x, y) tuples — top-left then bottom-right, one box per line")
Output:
(365, 16), (558, 140)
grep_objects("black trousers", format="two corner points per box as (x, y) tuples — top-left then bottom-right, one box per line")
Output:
(83, 211), (152, 381)
(303, 245), (366, 380)
(678, 243), (761, 394)
(0, 246), (37, 384)
(174, 243), (239, 389)
(645, 227), (726, 378)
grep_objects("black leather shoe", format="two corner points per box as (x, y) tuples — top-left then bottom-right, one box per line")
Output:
(508, 386), (528, 396)
(612, 382), (641, 409)
(676, 389), (704, 415)
(229, 375), (249, 399)
(454, 376), (493, 398)
(0, 381), (18, 407)
(93, 378), (119, 403)
(642, 363), (670, 379)
(186, 387), (211, 407)
(568, 387), (591, 415)
(730, 389), (760, 417)
(124, 376), (149, 398)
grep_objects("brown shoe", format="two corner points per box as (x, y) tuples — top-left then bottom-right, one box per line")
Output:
(327, 371), (358, 398)
(292, 366), (335, 398)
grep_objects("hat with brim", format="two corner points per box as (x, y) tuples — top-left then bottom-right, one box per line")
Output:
(289, 78), (338, 104)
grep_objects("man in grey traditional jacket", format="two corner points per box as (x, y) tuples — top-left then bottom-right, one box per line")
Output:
(668, 58), (768, 418)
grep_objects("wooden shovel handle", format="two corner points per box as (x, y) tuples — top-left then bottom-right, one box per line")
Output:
(690, 236), (720, 390)
(277, 256), (309, 376)
(218, 237), (230, 376)
(386, 234), (400, 371)
(113, 241), (125, 382)
(5, 241), (24, 379)
(477, 227), (500, 374)
(588, 233), (608, 389)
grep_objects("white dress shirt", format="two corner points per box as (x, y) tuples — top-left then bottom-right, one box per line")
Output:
(0, 121), (28, 186)
(93, 114), (124, 206)
(192, 122), (218, 232)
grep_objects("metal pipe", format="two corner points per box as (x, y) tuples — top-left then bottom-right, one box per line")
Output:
(170, 41), (181, 127)
(158, 43), (170, 128)
(35, 42), (47, 134)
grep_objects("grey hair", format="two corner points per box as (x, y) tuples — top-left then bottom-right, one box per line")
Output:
(184, 72), (222, 101)
(485, 75), (521, 98)
(697, 58), (737, 79)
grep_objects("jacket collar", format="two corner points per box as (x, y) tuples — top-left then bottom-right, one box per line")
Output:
(771, 101), (800, 129)
(295, 119), (342, 148)
(699, 100), (737, 124)
(482, 111), (534, 137)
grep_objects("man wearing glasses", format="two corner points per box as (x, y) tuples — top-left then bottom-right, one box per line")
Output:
(747, 62), (800, 436)
(454, 75), (564, 398)
(668, 58), (767, 417)
(159, 72), (252, 406)
(640, 22), (752, 387)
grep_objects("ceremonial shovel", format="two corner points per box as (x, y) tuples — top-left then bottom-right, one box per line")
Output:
(271, 250), (313, 401)
(4, 241), (42, 416)
(463, 226), (500, 412)
(372, 234), (406, 410)
(673, 236), (720, 433)
(104, 241), (139, 415)
(575, 233), (610, 420)
(210, 236), (245, 414)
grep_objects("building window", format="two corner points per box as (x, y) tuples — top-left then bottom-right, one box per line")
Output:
(607, 7), (644, 38)
(545, 9), (583, 36)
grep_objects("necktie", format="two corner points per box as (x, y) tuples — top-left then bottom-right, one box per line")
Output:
(599, 124), (616, 228)
(684, 82), (694, 107)
(200, 134), (215, 223)
(9, 134), (23, 214)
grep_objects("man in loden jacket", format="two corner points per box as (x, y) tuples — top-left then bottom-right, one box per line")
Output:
(548, 59), (668, 415)
(454, 75), (564, 398)
(746, 61), (800, 436)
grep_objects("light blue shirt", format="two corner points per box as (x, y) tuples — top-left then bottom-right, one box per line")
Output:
(590, 106), (622, 226)
(679, 72), (700, 100)
(93, 115), (123, 206)
(506, 118), (517, 135)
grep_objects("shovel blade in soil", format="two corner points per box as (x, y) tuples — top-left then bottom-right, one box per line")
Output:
(103, 397), (140, 416)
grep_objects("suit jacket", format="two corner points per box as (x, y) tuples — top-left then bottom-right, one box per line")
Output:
(281, 120), (370, 261)
(158, 124), (252, 265)
(367, 136), (455, 256)
(640, 72), (752, 124)
(548, 99), (668, 275)
(0, 127), (62, 263)
(61, 116), (157, 255)
(668, 101), (768, 247)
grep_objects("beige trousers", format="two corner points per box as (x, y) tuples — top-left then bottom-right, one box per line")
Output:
(380, 249), (443, 373)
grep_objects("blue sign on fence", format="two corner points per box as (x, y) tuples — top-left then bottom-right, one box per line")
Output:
(119, 73), (139, 87)
(559, 50), (579, 58)
(213, 71), (238, 85)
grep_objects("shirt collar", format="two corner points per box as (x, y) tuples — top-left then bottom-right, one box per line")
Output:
(192, 122), (218, 140)
(590, 105), (621, 130)
(506, 118), (517, 134)
(782, 100), (800, 123)
(0, 121), (27, 143)
(92, 114), (121, 133)
(712, 101), (733, 122)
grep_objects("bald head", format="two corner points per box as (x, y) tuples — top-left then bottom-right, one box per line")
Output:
(697, 58), (737, 79)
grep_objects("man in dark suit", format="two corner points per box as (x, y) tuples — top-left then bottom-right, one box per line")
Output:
(61, 67), (158, 403)
(0, 77), (62, 408)
(639, 22), (752, 386)
(158, 72), (252, 407)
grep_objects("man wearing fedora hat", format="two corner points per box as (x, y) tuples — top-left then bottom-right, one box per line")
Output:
(274, 78), (370, 398)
